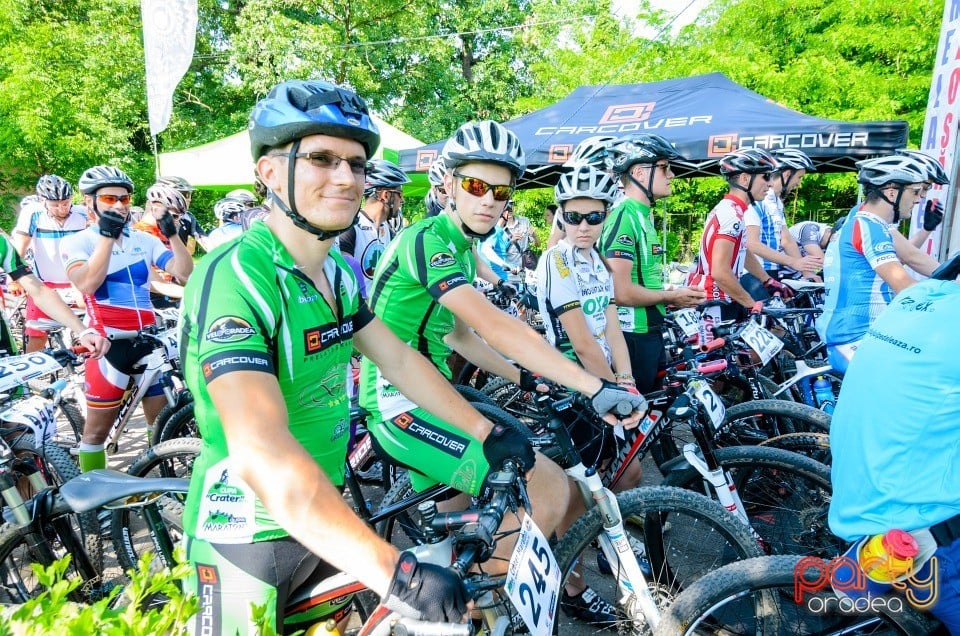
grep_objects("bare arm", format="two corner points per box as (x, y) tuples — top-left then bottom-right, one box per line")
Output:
(604, 304), (632, 379)
(890, 229), (939, 277)
(162, 235), (194, 283)
(780, 226), (802, 259)
(608, 258), (704, 309)
(355, 317), (494, 442)
(443, 316), (524, 387)
(16, 274), (108, 357)
(209, 370), (400, 597)
(711, 240), (758, 309)
(12, 232), (30, 258)
(439, 284), (602, 397)
(874, 261), (918, 295)
(744, 225), (820, 273)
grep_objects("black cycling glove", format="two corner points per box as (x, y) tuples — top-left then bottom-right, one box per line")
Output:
(923, 200), (945, 232)
(483, 422), (535, 475)
(518, 368), (539, 391)
(97, 210), (126, 239)
(383, 552), (469, 623)
(157, 211), (179, 239)
(590, 379), (647, 419)
(496, 279), (518, 299)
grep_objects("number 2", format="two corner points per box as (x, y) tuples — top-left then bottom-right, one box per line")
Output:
(518, 583), (542, 626)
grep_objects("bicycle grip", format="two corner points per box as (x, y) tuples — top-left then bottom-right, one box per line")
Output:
(696, 359), (728, 374)
(71, 345), (90, 355)
(393, 618), (473, 636)
(699, 337), (726, 353)
(108, 329), (141, 341)
(615, 400), (634, 417)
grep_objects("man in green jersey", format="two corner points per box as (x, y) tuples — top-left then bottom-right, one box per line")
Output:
(360, 120), (647, 622)
(179, 80), (478, 635)
(599, 134), (705, 393)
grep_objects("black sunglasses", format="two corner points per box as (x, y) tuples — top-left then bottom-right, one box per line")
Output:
(562, 210), (607, 226)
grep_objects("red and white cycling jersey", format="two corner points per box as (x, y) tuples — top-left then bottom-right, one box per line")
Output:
(62, 226), (173, 332)
(685, 194), (749, 302)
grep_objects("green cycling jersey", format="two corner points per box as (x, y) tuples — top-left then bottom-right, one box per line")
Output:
(180, 223), (373, 543)
(598, 198), (665, 333)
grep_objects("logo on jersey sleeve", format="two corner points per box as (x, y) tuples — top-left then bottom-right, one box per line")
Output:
(553, 250), (571, 278)
(429, 252), (456, 268)
(205, 317), (256, 343)
(615, 234), (635, 247)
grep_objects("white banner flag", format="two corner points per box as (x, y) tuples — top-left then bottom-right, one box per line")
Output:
(142, 0), (198, 137)
(916, 1), (960, 258)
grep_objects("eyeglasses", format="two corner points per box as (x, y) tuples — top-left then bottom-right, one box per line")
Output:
(433, 185), (447, 196)
(452, 172), (514, 201)
(562, 210), (607, 226)
(280, 152), (368, 178)
(650, 162), (671, 172)
(381, 189), (404, 199)
(96, 194), (131, 205)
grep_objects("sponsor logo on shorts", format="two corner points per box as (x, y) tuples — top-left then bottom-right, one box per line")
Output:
(391, 413), (468, 457)
(205, 317), (256, 343)
(196, 563), (221, 636)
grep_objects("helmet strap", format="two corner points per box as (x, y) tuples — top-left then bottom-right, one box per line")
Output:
(625, 171), (655, 205)
(274, 139), (358, 241)
(728, 175), (756, 203)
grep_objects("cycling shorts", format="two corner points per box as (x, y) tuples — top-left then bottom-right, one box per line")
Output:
(826, 341), (859, 376)
(368, 407), (489, 495)
(184, 535), (349, 635)
(84, 338), (164, 409)
(622, 330), (667, 394)
(24, 282), (72, 338)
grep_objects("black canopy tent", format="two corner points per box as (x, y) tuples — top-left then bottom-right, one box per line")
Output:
(399, 73), (909, 189)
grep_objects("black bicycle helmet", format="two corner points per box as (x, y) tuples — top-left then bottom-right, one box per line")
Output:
(78, 165), (134, 195)
(249, 80), (382, 240)
(157, 175), (195, 193)
(895, 150), (950, 186)
(719, 148), (778, 176)
(249, 79), (381, 160)
(564, 135), (617, 170)
(608, 134), (683, 174)
(36, 174), (73, 200)
(145, 184), (187, 215)
(364, 159), (410, 197)
(440, 120), (526, 180)
(555, 165), (618, 206)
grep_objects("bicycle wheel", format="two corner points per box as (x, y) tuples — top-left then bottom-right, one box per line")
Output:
(149, 390), (193, 446)
(111, 437), (197, 573)
(662, 445), (841, 558)
(720, 399), (831, 445)
(453, 383), (497, 408)
(0, 519), (92, 603)
(157, 402), (200, 444)
(480, 376), (545, 428)
(654, 555), (939, 635)
(552, 485), (764, 635)
(760, 432), (832, 466)
(55, 398), (85, 449)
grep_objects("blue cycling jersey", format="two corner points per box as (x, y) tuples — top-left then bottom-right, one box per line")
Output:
(816, 208), (898, 346)
(829, 280), (960, 540)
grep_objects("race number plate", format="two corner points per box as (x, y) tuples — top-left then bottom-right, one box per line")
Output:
(0, 395), (57, 447)
(674, 308), (700, 338)
(690, 379), (725, 433)
(740, 321), (784, 365)
(505, 515), (560, 636)
(0, 352), (62, 392)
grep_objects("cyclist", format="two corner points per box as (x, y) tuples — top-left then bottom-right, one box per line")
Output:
(424, 158), (447, 218)
(157, 175), (208, 253)
(896, 149), (950, 249)
(828, 278), (960, 631)
(361, 119), (646, 621)
(789, 219), (838, 260)
(815, 154), (938, 373)
(12, 174), (88, 352)
(339, 158), (409, 283)
(742, 148), (822, 289)
(134, 183), (190, 308)
(180, 80), (474, 634)
(686, 148), (785, 322)
(599, 134), (705, 393)
(62, 166), (194, 472)
(206, 197), (246, 249)
(549, 135), (619, 249)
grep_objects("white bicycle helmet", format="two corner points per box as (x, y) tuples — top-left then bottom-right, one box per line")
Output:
(78, 165), (134, 195)
(441, 120), (526, 180)
(364, 159), (410, 197)
(895, 150), (950, 186)
(36, 174), (73, 200)
(719, 148), (778, 176)
(427, 158), (447, 187)
(564, 135), (617, 170)
(225, 189), (257, 206)
(856, 155), (928, 187)
(145, 184), (187, 215)
(555, 165), (618, 206)
(771, 148), (816, 172)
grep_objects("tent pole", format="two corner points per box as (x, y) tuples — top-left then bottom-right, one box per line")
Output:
(151, 133), (161, 180)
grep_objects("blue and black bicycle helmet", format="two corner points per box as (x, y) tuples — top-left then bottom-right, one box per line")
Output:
(248, 80), (381, 240)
